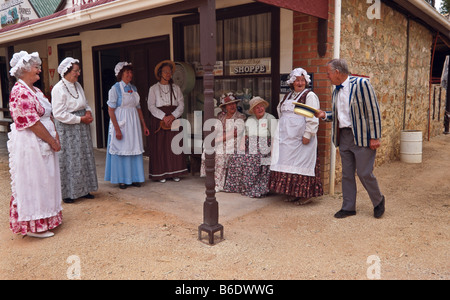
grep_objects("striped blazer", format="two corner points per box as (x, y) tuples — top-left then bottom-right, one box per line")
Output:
(325, 76), (382, 148)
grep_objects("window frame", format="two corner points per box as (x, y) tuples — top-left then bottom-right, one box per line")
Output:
(173, 2), (280, 115)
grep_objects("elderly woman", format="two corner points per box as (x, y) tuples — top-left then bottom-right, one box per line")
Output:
(8, 51), (62, 238)
(105, 62), (150, 189)
(52, 57), (98, 203)
(269, 68), (323, 205)
(200, 94), (246, 192)
(147, 60), (187, 183)
(223, 96), (275, 197)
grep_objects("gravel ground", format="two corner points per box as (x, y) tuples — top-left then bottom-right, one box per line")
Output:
(0, 133), (449, 280)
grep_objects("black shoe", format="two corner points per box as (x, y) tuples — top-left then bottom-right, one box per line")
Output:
(334, 209), (356, 218)
(63, 198), (75, 204)
(119, 184), (127, 189)
(374, 196), (385, 219)
(82, 193), (95, 199)
(131, 182), (141, 187)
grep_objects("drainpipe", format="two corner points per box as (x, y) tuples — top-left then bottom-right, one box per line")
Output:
(403, 18), (410, 130)
(329, 0), (341, 195)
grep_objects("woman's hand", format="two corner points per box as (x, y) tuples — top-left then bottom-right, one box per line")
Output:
(115, 128), (123, 140)
(163, 115), (175, 128)
(143, 126), (150, 137)
(50, 138), (61, 152)
(302, 137), (310, 145)
(81, 114), (93, 124)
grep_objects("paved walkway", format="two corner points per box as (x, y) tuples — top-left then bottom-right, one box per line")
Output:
(0, 132), (283, 225)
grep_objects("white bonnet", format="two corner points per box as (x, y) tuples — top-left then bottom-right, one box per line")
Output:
(9, 51), (40, 77)
(58, 57), (80, 76)
(115, 62), (132, 76)
(286, 68), (311, 85)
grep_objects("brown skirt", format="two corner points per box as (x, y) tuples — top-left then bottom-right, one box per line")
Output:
(149, 106), (188, 180)
(268, 153), (323, 199)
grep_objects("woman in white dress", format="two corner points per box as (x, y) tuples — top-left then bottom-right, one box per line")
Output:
(269, 68), (323, 205)
(104, 62), (150, 189)
(52, 57), (98, 203)
(8, 51), (62, 238)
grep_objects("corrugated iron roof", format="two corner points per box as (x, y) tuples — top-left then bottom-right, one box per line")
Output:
(29, 0), (65, 18)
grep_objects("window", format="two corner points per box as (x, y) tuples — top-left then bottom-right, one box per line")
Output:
(175, 4), (278, 124)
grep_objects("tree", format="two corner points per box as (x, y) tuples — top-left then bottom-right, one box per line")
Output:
(440, 0), (450, 14)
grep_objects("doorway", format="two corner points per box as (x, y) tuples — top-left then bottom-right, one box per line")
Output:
(93, 35), (171, 155)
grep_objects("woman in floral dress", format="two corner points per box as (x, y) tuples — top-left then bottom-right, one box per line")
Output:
(8, 51), (62, 238)
(200, 94), (246, 192)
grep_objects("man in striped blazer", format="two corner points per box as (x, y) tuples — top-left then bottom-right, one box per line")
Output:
(316, 59), (385, 219)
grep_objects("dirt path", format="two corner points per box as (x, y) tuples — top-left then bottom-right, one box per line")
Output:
(0, 134), (449, 280)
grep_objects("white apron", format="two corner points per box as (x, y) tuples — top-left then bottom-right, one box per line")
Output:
(8, 81), (62, 221)
(108, 83), (144, 156)
(270, 91), (317, 177)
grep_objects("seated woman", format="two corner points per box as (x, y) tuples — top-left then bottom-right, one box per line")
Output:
(223, 97), (276, 198)
(200, 94), (246, 192)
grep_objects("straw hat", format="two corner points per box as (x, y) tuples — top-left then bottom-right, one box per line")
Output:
(154, 60), (176, 81)
(293, 102), (318, 118)
(248, 96), (269, 115)
(219, 95), (240, 108)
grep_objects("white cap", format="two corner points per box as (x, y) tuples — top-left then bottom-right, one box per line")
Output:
(114, 62), (132, 76)
(9, 51), (40, 77)
(58, 57), (80, 76)
(286, 67), (311, 85)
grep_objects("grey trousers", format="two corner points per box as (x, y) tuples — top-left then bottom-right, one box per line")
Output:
(339, 128), (383, 211)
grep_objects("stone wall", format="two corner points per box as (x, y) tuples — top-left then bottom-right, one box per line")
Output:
(340, 0), (446, 165)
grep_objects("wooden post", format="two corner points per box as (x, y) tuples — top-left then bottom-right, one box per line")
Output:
(198, 0), (223, 245)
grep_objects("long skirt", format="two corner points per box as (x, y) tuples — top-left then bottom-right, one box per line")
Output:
(223, 137), (272, 198)
(105, 131), (145, 184)
(148, 106), (187, 180)
(8, 125), (62, 235)
(10, 197), (62, 235)
(268, 151), (323, 199)
(55, 109), (98, 199)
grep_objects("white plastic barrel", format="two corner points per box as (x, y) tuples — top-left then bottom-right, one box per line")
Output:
(400, 130), (422, 163)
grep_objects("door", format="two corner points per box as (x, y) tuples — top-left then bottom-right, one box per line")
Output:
(93, 35), (170, 156)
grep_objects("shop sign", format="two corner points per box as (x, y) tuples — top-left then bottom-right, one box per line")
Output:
(229, 58), (271, 76)
(1, 0), (37, 28)
(1, 6), (18, 27)
(192, 61), (223, 77)
(0, 0), (23, 11)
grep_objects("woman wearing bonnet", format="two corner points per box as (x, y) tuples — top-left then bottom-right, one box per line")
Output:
(51, 57), (98, 203)
(269, 67), (323, 205)
(8, 51), (62, 238)
(104, 62), (150, 189)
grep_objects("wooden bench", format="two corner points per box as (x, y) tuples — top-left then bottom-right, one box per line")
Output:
(0, 108), (13, 132)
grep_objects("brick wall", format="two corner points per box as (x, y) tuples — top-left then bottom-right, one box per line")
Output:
(292, 0), (334, 192)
